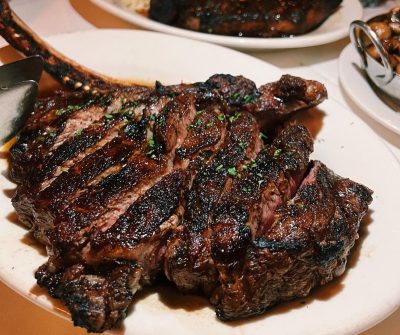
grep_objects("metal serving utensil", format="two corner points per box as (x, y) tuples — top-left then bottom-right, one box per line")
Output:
(349, 20), (400, 105)
(0, 55), (43, 145)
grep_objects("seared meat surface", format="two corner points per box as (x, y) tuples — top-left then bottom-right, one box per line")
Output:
(149, 0), (342, 37)
(10, 74), (372, 332)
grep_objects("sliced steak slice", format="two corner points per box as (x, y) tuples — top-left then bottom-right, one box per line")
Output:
(210, 123), (314, 263)
(164, 112), (262, 294)
(211, 161), (373, 320)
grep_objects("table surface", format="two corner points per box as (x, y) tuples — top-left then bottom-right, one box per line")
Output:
(0, 1), (399, 334)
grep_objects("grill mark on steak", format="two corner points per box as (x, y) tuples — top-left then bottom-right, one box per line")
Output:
(9, 94), (109, 183)
(34, 117), (126, 189)
(20, 120), (149, 243)
(175, 105), (226, 162)
(39, 120), (148, 208)
(51, 153), (170, 256)
(84, 170), (186, 277)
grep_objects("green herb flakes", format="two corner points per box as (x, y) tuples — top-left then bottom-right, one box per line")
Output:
(259, 132), (267, 140)
(216, 164), (224, 171)
(242, 186), (250, 193)
(147, 136), (156, 158)
(274, 149), (282, 157)
(243, 94), (257, 104)
(55, 104), (81, 116)
(229, 112), (241, 123)
(228, 167), (237, 177)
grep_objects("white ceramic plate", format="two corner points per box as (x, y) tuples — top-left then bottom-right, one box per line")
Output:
(0, 30), (399, 335)
(89, 0), (362, 50)
(339, 44), (400, 135)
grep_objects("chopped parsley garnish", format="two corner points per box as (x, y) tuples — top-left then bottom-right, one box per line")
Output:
(196, 110), (204, 116)
(228, 167), (238, 177)
(216, 164), (224, 171)
(123, 108), (134, 117)
(274, 149), (283, 157)
(217, 114), (225, 122)
(55, 104), (81, 116)
(259, 132), (267, 140)
(207, 120), (215, 128)
(74, 128), (83, 136)
(229, 112), (242, 123)
(251, 161), (257, 168)
(243, 94), (257, 104)
(239, 141), (246, 150)
(104, 114), (113, 119)
(187, 119), (204, 130)
(147, 136), (156, 158)
(157, 115), (166, 126)
(242, 186), (250, 193)
(149, 114), (156, 121)
(232, 92), (241, 101)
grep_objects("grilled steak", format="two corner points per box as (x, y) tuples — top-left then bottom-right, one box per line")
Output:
(0, 1), (372, 333)
(10, 74), (372, 332)
(149, 0), (342, 37)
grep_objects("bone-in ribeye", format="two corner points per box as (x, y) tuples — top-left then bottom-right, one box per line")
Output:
(10, 74), (372, 332)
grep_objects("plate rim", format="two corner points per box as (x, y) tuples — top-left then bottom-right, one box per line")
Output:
(339, 44), (400, 135)
(0, 29), (399, 335)
(89, 0), (362, 50)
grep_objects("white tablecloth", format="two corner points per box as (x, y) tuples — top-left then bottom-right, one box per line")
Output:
(0, 1), (399, 334)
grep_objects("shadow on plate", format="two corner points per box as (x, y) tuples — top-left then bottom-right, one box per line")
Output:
(70, 0), (137, 29)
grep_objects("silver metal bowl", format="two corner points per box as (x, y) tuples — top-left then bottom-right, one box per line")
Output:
(350, 19), (400, 104)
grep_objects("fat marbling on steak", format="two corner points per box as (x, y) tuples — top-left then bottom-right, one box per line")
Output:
(0, 0), (372, 332)
(149, 0), (342, 37)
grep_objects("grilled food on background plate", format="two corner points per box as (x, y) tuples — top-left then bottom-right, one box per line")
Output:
(118, 0), (343, 37)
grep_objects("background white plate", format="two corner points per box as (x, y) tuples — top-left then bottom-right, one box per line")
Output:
(339, 44), (400, 135)
(89, 0), (362, 50)
(0, 30), (399, 335)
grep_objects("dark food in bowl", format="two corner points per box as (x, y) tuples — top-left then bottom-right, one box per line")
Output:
(366, 7), (400, 75)
(149, 0), (343, 37)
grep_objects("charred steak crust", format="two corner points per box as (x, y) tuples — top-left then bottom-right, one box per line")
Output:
(9, 74), (373, 333)
(149, 0), (342, 37)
